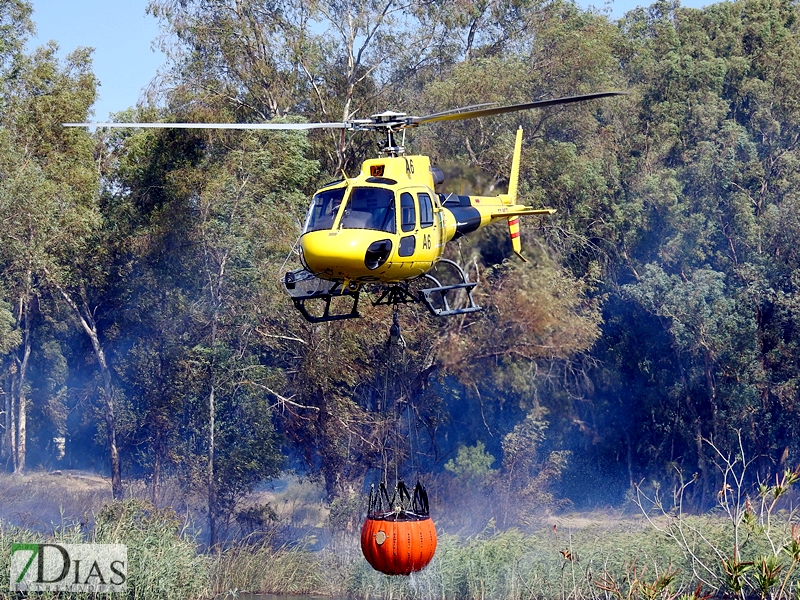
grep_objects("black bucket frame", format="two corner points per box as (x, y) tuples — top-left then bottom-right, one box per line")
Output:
(367, 480), (430, 520)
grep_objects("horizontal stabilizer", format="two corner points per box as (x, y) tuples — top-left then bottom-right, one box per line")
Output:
(496, 207), (557, 217)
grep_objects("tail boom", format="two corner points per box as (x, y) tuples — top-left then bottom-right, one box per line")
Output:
(440, 127), (555, 257)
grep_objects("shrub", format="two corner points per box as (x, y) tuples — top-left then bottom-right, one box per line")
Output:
(94, 499), (208, 600)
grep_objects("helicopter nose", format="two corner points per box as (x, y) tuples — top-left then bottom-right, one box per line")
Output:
(300, 230), (394, 279)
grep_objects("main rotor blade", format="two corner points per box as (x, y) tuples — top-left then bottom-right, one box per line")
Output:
(413, 102), (499, 121)
(63, 121), (348, 130)
(63, 91), (626, 132)
(411, 91), (627, 125)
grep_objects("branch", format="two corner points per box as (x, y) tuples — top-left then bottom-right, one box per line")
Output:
(245, 381), (319, 411)
(256, 328), (308, 345)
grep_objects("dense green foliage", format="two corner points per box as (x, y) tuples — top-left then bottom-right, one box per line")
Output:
(2, 0), (800, 546)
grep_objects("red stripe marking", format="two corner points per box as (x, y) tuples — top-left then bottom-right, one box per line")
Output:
(510, 232), (520, 239)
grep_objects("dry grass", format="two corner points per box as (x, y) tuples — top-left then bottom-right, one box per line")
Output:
(2, 472), (762, 600)
(0, 470), (113, 532)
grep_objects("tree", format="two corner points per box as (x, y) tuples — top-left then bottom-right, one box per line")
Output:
(623, 265), (760, 502)
(0, 0), (31, 72)
(275, 308), (445, 497)
(0, 30), (100, 475)
(444, 440), (497, 482)
(106, 114), (317, 541)
(0, 0), (32, 472)
(500, 410), (570, 525)
(581, 0), (800, 504)
(147, 0), (437, 173)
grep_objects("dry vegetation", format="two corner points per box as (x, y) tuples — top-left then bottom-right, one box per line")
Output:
(0, 470), (113, 532)
(3, 469), (800, 600)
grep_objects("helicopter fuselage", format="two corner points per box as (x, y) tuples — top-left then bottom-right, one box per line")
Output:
(298, 148), (544, 288)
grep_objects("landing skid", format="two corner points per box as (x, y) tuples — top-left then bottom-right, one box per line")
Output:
(283, 259), (482, 323)
(415, 258), (482, 317)
(283, 269), (361, 323)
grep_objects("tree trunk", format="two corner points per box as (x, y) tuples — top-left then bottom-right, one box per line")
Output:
(204, 244), (224, 548)
(98, 344), (123, 499)
(208, 384), (217, 547)
(51, 280), (123, 499)
(625, 430), (634, 490)
(14, 378), (26, 474)
(152, 427), (162, 506)
(7, 363), (17, 471)
(12, 290), (31, 474)
(1, 378), (10, 466)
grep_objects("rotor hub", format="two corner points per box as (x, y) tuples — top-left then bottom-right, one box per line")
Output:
(370, 110), (409, 125)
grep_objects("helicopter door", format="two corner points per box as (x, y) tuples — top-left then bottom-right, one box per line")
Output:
(417, 192), (438, 262)
(398, 192), (417, 257)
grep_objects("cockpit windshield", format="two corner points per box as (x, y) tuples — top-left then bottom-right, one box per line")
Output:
(340, 187), (396, 233)
(303, 186), (346, 233)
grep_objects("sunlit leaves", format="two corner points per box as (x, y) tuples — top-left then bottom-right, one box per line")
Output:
(0, 0), (32, 75)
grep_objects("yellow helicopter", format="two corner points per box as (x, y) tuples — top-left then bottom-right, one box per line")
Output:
(66, 91), (624, 323)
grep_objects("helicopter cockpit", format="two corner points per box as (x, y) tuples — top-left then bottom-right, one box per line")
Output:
(304, 185), (346, 232)
(340, 187), (396, 233)
(303, 185), (398, 234)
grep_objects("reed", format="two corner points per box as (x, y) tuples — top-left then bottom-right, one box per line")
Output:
(93, 499), (209, 600)
(0, 499), (208, 600)
(0, 518), (86, 600)
(208, 539), (324, 596)
(5, 467), (799, 600)
(329, 516), (686, 600)
(4, 504), (787, 600)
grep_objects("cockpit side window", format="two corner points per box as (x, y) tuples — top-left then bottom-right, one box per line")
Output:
(418, 193), (434, 228)
(304, 186), (346, 232)
(401, 192), (416, 232)
(340, 187), (396, 234)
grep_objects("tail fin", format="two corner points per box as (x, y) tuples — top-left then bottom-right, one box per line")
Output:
(507, 128), (527, 261)
(507, 127), (523, 203)
(508, 216), (527, 262)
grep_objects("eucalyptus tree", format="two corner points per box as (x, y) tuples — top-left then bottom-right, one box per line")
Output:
(272, 307), (450, 498)
(0, 0), (103, 478)
(0, 0), (33, 472)
(105, 108), (318, 539)
(0, 0), (30, 71)
(147, 0), (459, 174)
(411, 0), (563, 65)
(180, 127), (314, 543)
(398, 5), (623, 501)
(590, 0), (800, 502)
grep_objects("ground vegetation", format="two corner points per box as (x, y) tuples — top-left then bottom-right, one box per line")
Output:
(1, 0), (800, 568)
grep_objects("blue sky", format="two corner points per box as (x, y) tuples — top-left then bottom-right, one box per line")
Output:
(28, 0), (708, 121)
(28, 0), (165, 120)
